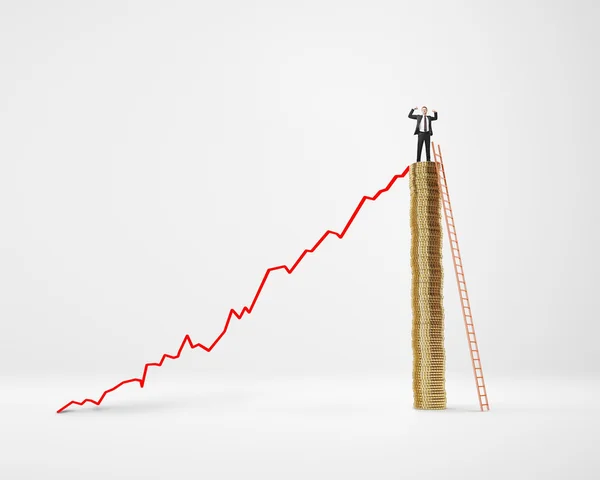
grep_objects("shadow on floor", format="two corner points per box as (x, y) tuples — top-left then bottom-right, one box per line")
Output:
(58, 389), (252, 416)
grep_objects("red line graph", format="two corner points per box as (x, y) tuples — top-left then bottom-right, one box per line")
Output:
(57, 166), (410, 413)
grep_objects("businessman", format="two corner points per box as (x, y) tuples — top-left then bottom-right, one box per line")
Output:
(408, 106), (438, 162)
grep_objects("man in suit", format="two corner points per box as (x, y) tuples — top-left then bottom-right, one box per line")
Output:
(408, 106), (438, 162)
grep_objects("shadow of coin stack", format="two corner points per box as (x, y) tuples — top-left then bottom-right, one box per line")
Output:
(409, 161), (446, 410)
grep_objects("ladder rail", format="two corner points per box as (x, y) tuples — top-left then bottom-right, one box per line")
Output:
(431, 142), (489, 412)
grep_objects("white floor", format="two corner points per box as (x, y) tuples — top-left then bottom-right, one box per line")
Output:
(1, 373), (598, 479)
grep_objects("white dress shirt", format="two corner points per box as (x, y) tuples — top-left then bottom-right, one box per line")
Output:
(419, 115), (429, 133)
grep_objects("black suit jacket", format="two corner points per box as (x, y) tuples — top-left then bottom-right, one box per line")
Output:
(408, 109), (438, 136)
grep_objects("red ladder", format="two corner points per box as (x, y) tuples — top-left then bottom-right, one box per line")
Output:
(431, 142), (489, 412)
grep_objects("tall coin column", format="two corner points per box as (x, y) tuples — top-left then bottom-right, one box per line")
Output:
(409, 161), (446, 410)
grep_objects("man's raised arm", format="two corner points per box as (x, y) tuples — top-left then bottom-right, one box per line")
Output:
(408, 107), (418, 119)
(431, 110), (438, 121)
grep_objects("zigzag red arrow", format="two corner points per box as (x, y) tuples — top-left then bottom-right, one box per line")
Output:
(57, 166), (410, 413)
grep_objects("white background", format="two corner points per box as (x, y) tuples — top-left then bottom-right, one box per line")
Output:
(1, 1), (599, 478)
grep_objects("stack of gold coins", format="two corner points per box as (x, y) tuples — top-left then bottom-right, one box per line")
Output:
(409, 161), (446, 410)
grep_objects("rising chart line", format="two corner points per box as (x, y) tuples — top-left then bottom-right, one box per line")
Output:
(57, 166), (410, 413)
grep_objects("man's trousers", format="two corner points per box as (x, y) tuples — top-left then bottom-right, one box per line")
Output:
(416, 132), (432, 162)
